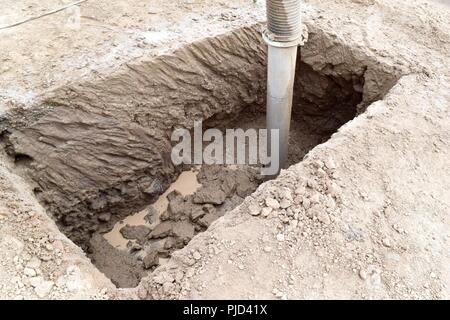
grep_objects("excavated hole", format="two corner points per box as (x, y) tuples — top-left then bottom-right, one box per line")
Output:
(78, 57), (362, 288)
(0, 30), (379, 288)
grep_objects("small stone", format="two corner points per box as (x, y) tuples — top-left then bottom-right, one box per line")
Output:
(172, 221), (195, 243)
(120, 225), (151, 242)
(162, 282), (175, 293)
(248, 204), (261, 216)
(302, 198), (311, 210)
(263, 246), (272, 253)
(149, 222), (173, 239)
(143, 251), (159, 269)
(192, 251), (201, 260)
(295, 187), (305, 195)
(24, 267), (36, 277)
(317, 168), (327, 178)
(280, 198), (292, 209)
(261, 207), (272, 217)
(193, 188), (226, 205)
(382, 238), (392, 248)
(324, 158), (337, 170)
(197, 213), (220, 228)
(29, 276), (42, 288)
(276, 234), (285, 242)
(310, 193), (321, 204)
(26, 257), (41, 269)
(317, 211), (331, 225)
(266, 198), (280, 209)
(359, 269), (368, 280)
(98, 213), (111, 222)
(34, 280), (54, 298)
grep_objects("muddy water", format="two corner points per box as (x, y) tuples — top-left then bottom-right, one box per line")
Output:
(103, 168), (202, 249)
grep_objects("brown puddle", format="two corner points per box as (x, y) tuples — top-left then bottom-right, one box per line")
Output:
(104, 168), (202, 250)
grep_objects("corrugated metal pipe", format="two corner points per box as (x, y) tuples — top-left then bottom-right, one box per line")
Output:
(263, 0), (302, 175)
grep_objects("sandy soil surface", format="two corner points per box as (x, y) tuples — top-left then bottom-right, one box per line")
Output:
(0, 0), (449, 300)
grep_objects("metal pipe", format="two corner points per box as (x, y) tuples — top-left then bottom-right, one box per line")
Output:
(264, 0), (302, 174)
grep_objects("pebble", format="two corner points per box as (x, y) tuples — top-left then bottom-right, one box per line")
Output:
(248, 204), (261, 216)
(276, 234), (285, 242)
(26, 257), (41, 269)
(34, 280), (54, 298)
(192, 251), (202, 260)
(382, 238), (392, 248)
(359, 269), (368, 280)
(263, 246), (272, 253)
(302, 198), (311, 209)
(261, 207), (272, 217)
(24, 267), (36, 277)
(317, 211), (331, 225)
(324, 158), (337, 170)
(295, 187), (305, 195)
(266, 198), (280, 209)
(280, 198), (292, 209)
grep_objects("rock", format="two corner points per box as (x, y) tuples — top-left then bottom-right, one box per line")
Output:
(276, 234), (285, 242)
(120, 225), (151, 242)
(149, 222), (174, 239)
(191, 208), (206, 222)
(163, 237), (176, 250)
(163, 281), (175, 293)
(221, 175), (237, 196)
(137, 286), (148, 299)
(29, 276), (43, 288)
(153, 271), (174, 285)
(324, 158), (337, 170)
(384, 206), (396, 216)
(302, 197), (311, 210)
(98, 213), (111, 222)
(144, 206), (158, 224)
(197, 213), (220, 228)
(34, 280), (54, 298)
(317, 211), (331, 225)
(193, 187), (226, 205)
(26, 257), (41, 269)
(310, 193), (321, 204)
(90, 197), (107, 211)
(359, 269), (368, 280)
(280, 198), (292, 209)
(279, 188), (293, 201)
(159, 210), (171, 221)
(172, 221), (195, 244)
(248, 204), (261, 216)
(168, 191), (190, 220)
(143, 251), (159, 269)
(295, 187), (306, 195)
(127, 242), (142, 253)
(141, 179), (162, 196)
(192, 251), (202, 260)
(382, 237), (392, 248)
(266, 198), (280, 209)
(235, 174), (255, 198)
(261, 207), (272, 217)
(24, 267), (36, 277)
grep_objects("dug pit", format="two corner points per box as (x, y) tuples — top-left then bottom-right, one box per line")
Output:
(0, 25), (397, 288)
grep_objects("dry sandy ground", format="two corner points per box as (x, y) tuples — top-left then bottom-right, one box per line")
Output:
(1, 0), (450, 299)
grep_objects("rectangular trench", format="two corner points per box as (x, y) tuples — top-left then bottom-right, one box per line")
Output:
(0, 23), (401, 288)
